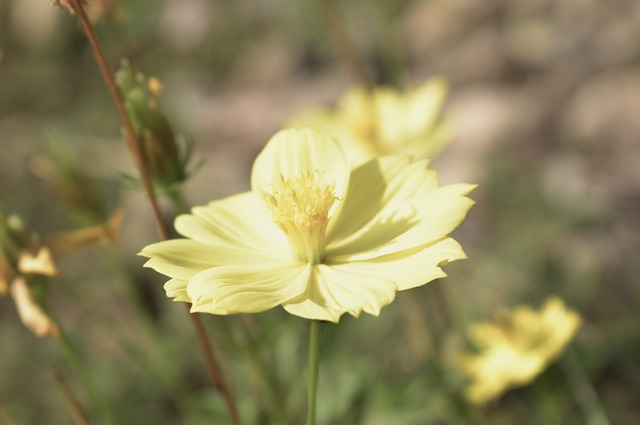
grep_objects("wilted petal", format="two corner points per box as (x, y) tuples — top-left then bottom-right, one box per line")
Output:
(11, 277), (59, 338)
(18, 248), (59, 277)
(46, 209), (123, 258)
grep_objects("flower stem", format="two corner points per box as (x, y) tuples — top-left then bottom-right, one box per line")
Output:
(61, 3), (244, 424)
(562, 346), (611, 425)
(49, 368), (92, 425)
(166, 193), (243, 425)
(187, 310), (243, 425)
(306, 320), (321, 425)
(66, 0), (170, 241)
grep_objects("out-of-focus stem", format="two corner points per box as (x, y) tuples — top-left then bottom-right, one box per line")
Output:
(67, 0), (170, 241)
(563, 346), (611, 425)
(62, 2), (244, 424)
(187, 310), (243, 425)
(317, 0), (373, 90)
(50, 368), (92, 425)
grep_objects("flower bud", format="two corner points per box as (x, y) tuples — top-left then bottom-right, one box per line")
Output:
(116, 60), (194, 196)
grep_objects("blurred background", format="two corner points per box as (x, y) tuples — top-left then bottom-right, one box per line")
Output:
(1, 0), (639, 424)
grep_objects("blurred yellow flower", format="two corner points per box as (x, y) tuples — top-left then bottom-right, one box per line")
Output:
(140, 128), (475, 323)
(460, 297), (582, 405)
(289, 78), (452, 167)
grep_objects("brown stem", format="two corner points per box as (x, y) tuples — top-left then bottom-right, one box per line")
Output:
(50, 368), (92, 425)
(63, 2), (243, 424)
(68, 0), (170, 241)
(317, 0), (373, 90)
(187, 308), (243, 425)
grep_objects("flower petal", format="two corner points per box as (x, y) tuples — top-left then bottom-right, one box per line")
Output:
(164, 278), (190, 303)
(187, 261), (311, 314)
(328, 237), (467, 291)
(282, 299), (343, 323)
(330, 183), (475, 261)
(290, 264), (398, 322)
(139, 238), (277, 281)
(327, 155), (436, 244)
(405, 78), (449, 137)
(175, 192), (289, 256)
(327, 155), (475, 259)
(251, 128), (351, 203)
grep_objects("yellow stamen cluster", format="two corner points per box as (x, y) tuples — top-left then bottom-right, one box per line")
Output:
(262, 171), (337, 263)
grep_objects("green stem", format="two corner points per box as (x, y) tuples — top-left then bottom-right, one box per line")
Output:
(58, 329), (116, 425)
(306, 320), (321, 425)
(562, 346), (611, 425)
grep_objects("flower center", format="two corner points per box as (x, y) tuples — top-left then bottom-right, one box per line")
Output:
(261, 171), (338, 263)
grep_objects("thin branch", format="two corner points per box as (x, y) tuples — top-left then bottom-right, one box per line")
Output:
(67, 0), (170, 240)
(60, 2), (243, 424)
(187, 311), (243, 425)
(50, 369), (92, 425)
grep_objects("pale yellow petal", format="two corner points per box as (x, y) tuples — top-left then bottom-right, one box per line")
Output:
(405, 78), (449, 137)
(164, 278), (190, 303)
(282, 298), (343, 323)
(328, 237), (467, 291)
(328, 156), (475, 259)
(140, 239), (277, 281)
(175, 192), (289, 255)
(302, 264), (398, 320)
(188, 261), (310, 314)
(327, 155), (438, 244)
(375, 88), (405, 145)
(250, 128), (351, 203)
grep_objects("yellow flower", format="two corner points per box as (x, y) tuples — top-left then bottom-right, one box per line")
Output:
(140, 128), (475, 323)
(289, 78), (452, 167)
(460, 297), (582, 405)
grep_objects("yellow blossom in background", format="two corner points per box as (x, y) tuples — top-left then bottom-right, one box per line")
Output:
(140, 128), (475, 323)
(289, 78), (452, 167)
(460, 297), (582, 405)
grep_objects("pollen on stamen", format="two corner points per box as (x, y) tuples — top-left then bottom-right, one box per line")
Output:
(261, 170), (338, 262)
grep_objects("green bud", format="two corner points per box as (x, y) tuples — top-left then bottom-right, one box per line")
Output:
(115, 59), (195, 196)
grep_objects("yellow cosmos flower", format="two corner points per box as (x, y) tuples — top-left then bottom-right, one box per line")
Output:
(140, 128), (475, 323)
(460, 297), (582, 405)
(289, 78), (451, 167)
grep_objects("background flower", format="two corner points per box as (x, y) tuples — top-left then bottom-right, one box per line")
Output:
(460, 297), (582, 405)
(289, 78), (451, 167)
